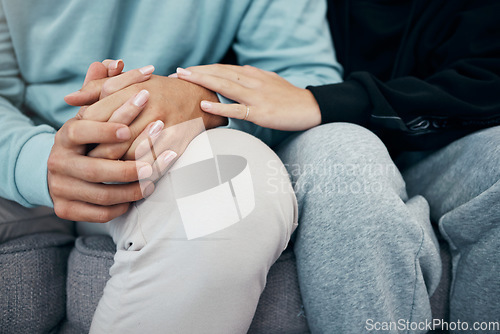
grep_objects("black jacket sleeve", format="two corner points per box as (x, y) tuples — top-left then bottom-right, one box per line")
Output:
(308, 0), (500, 151)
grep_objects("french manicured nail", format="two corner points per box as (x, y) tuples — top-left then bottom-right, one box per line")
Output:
(200, 100), (212, 110)
(65, 91), (81, 98)
(138, 164), (153, 179)
(148, 120), (164, 137)
(158, 150), (177, 170)
(168, 73), (178, 78)
(142, 182), (155, 197)
(110, 59), (123, 70)
(133, 90), (149, 107)
(116, 127), (131, 140)
(176, 67), (191, 76)
(139, 65), (155, 75)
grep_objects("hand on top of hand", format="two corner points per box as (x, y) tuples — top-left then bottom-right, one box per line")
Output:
(65, 61), (226, 162)
(49, 59), (226, 223)
(48, 59), (161, 223)
(172, 64), (322, 131)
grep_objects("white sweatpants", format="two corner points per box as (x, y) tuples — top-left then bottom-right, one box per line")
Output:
(89, 129), (297, 334)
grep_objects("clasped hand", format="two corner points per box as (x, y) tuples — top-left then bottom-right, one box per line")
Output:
(48, 60), (225, 223)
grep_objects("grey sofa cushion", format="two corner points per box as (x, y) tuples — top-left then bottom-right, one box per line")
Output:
(62, 235), (309, 334)
(62, 237), (115, 334)
(0, 233), (74, 334)
(63, 235), (451, 334)
(1, 233), (450, 333)
(248, 249), (309, 334)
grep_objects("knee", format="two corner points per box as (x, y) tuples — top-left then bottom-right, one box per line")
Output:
(280, 123), (390, 167)
(455, 126), (500, 180)
(280, 124), (404, 200)
(118, 129), (296, 255)
(202, 128), (298, 249)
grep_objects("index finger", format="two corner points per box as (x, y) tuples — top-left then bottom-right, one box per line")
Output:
(60, 119), (131, 147)
(175, 67), (250, 104)
(62, 155), (153, 183)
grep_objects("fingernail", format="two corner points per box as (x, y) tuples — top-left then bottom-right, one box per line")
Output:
(176, 67), (191, 76)
(143, 182), (155, 197)
(110, 59), (123, 70)
(138, 164), (153, 179)
(148, 120), (164, 137)
(65, 91), (81, 98)
(158, 150), (177, 170)
(200, 100), (212, 110)
(133, 89), (149, 107)
(168, 73), (178, 78)
(139, 65), (155, 75)
(116, 127), (131, 140)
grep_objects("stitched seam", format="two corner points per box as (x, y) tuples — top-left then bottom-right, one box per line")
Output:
(407, 224), (426, 334)
(439, 178), (500, 251)
(437, 178), (500, 308)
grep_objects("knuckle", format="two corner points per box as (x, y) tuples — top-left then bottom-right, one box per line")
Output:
(101, 80), (115, 96)
(48, 176), (63, 196)
(53, 203), (69, 220)
(103, 145), (123, 160)
(95, 209), (113, 223)
(47, 153), (59, 172)
(65, 122), (78, 143)
(75, 106), (87, 119)
(95, 190), (111, 205)
(80, 105), (93, 120)
(54, 129), (64, 144)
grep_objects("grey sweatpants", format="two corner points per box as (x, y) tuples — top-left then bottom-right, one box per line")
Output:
(277, 123), (500, 333)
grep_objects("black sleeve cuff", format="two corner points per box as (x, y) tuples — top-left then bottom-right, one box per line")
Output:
(307, 80), (372, 126)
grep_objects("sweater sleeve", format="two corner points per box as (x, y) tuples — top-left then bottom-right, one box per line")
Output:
(225, 0), (343, 147)
(308, 0), (500, 151)
(0, 4), (55, 207)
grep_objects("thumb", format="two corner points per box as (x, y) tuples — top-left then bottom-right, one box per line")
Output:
(83, 61), (108, 86)
(64, 62), (108, 106)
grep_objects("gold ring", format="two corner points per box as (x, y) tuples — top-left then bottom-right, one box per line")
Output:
(243, 105), (250, 121)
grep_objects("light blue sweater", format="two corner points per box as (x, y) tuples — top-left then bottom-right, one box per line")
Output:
(0, 0), (342, 208)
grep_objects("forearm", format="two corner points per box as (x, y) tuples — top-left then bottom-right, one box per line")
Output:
(0, 99), (56, 207)
(309, 66), (500, 150)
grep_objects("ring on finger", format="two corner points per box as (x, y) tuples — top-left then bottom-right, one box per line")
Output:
(243, 105), (250, 121)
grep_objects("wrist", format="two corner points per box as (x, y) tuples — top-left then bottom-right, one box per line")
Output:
(301, 88), (322, 127)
